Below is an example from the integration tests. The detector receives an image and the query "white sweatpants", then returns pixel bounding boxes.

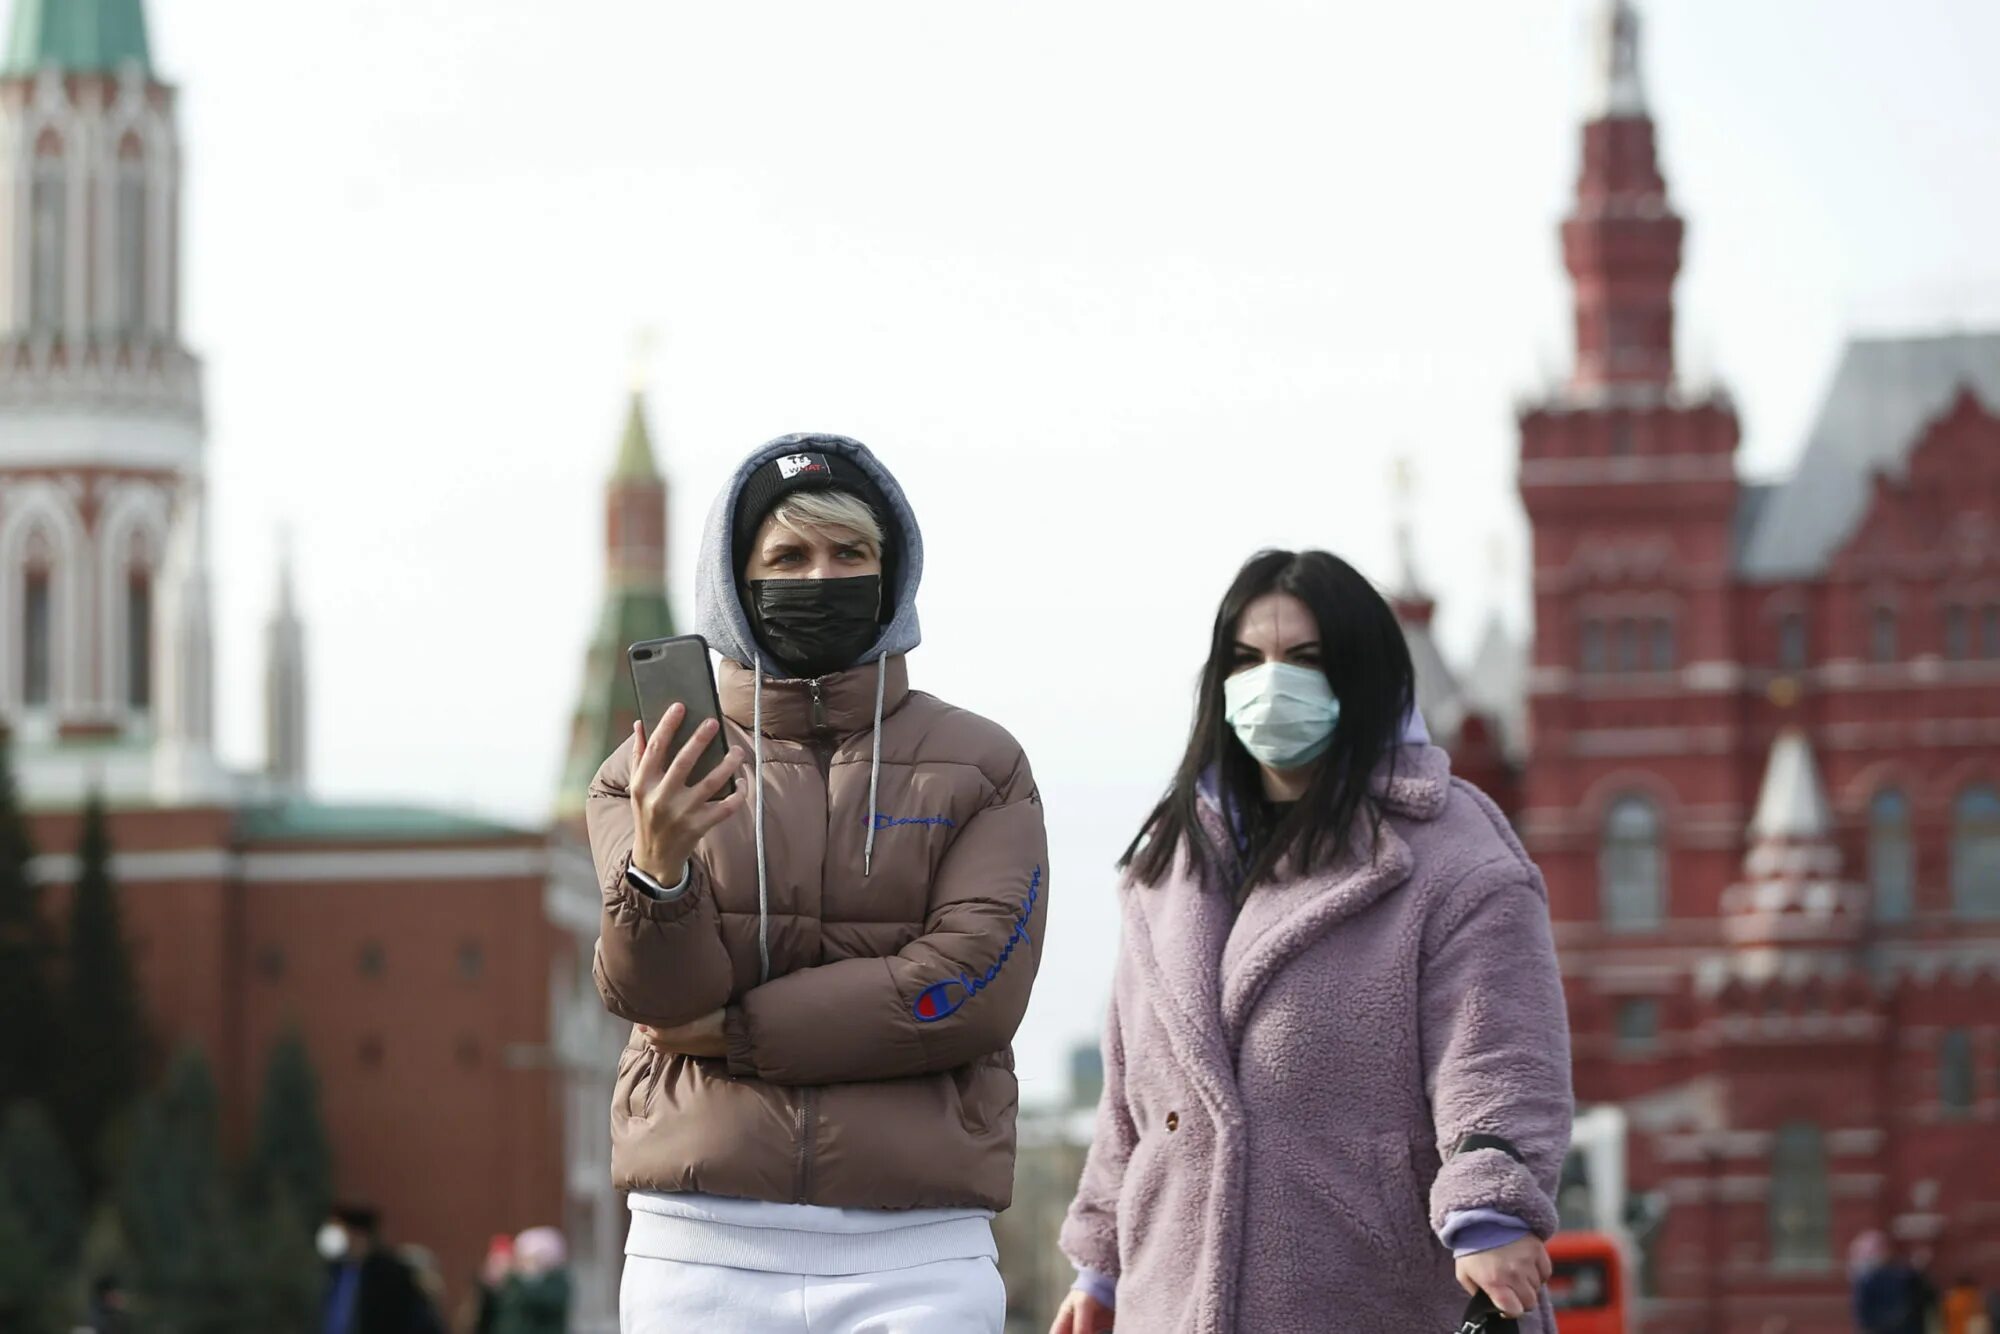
[619,1253,1005,1334]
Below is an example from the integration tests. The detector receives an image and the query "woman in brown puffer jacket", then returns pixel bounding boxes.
[590,434,1049,1334]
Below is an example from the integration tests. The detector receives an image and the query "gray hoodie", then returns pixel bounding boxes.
[695,432,926,671]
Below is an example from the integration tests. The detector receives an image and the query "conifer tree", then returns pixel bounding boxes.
[119,1047,252,1333]
[0,1101,86,1332]
[0,730,61,1114]
[62,791,149,1192]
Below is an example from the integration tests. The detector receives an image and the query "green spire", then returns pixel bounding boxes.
[3,0,153,78]
[614,391,661,481]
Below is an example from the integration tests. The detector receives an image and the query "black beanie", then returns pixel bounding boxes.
[732,447,898,587]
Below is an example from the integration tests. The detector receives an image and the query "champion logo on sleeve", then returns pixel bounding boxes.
[912,865,1042,1023]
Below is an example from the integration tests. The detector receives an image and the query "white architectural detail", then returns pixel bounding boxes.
[1750,729,1833,841]
[2,32,214,802]
[265,533,309,793]
[1587,0,1648,120]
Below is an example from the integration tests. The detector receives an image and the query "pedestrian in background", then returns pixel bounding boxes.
[81,1274,132,1334]
[489,1227,571,1334]
[1851,1231,1922,1334]
[1947,1274,1986,1334]
[466,1234,514,1334]
[593,435,1049,1333]
[318,1204,441,1334]
[1053,549,1573,1333]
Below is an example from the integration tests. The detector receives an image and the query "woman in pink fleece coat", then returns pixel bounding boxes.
[1054,550,1572,1334]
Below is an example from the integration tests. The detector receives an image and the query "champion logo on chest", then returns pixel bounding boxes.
[869,811,957,832]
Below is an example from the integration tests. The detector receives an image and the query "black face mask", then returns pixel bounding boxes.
[748,575,884,680]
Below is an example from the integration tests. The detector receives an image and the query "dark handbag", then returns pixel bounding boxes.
[1454,1291,1520,1334]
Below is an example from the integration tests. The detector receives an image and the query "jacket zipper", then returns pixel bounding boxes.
[794,1087,820,1203]
[795,677,831,1202]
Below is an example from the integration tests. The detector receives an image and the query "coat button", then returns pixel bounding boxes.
[1165,1111,1180,1132]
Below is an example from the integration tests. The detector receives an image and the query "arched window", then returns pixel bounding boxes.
[1769,1121,1830,1268]
[1778,611,1808,671]
[29,132,67,329]
[1602,795,1664,932]
[23,561,53,707]
[1580,619,1605,675]
[1940,1029,1975,1116]
[1952,787,2000,918]
[1983,606,2000,660]
[1614,618,1641,673]
[115,136,148,336]
[1868,789,1914,923]
[126,566,152,711]
[1870,606,1899,663]
[1648,617,1676,671]
[1945,604,1970,661]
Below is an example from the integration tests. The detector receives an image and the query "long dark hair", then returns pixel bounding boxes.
[1121,549,1417,891]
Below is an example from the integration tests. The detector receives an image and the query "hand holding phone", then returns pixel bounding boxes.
[629,704,747,883]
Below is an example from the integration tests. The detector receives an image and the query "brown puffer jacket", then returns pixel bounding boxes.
[590,654,1048,1212]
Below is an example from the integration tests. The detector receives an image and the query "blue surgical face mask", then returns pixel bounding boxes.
[1223,662,1340,770]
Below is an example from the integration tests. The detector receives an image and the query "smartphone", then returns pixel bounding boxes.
[628,634,732,797]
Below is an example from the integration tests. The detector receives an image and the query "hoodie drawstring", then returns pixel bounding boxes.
[864,652,888,877]
[751,658,771,985]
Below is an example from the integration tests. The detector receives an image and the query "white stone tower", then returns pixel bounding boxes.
[0,0,220,803]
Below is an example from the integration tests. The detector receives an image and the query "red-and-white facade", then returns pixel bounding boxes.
[1517,4,2000,1329]
[0,11,577,1317]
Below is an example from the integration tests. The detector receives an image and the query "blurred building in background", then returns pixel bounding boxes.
[0,0,566,1312]
[1519,3,2000,1330]
[994,1043,1100,1334]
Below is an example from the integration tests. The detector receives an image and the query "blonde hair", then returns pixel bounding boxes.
[766,489,884,557]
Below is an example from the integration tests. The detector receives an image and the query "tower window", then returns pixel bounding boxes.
[1940,1029,1975,1115]
[1778,612,1808,671]
[1647,618,1676,671]
[23,566,53,707]
[1869,606,1898,663]
[29,135,66,330]
[1601,794,1665,932]
[1768,1122,1830,1268]
[1614,998,1660,1050]
[1945,604,1969,661]
[1868,789,1914,923]
[116,144,148,336]
[1614,618,1641,673]
[1581,619,1606,674]
[127,569,153,711]
[1982,606,2000,660]
[1952,786,2000,918]
[359,941,386,977]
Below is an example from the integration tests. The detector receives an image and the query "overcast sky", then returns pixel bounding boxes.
[151,0,2000,1098]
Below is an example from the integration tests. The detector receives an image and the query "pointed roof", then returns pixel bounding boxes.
[272,527,299,622]
[3,0,152,77]
[1466,614,1528,759]
[614,392,661,482]
[1586,0,1646,119]
[556,389,675,824]
[1749,729,1831,842]
[1737,332,2000,578]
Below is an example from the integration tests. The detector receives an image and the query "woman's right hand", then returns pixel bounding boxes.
[629,706,748,881]
[1050,1291,1114,1334]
